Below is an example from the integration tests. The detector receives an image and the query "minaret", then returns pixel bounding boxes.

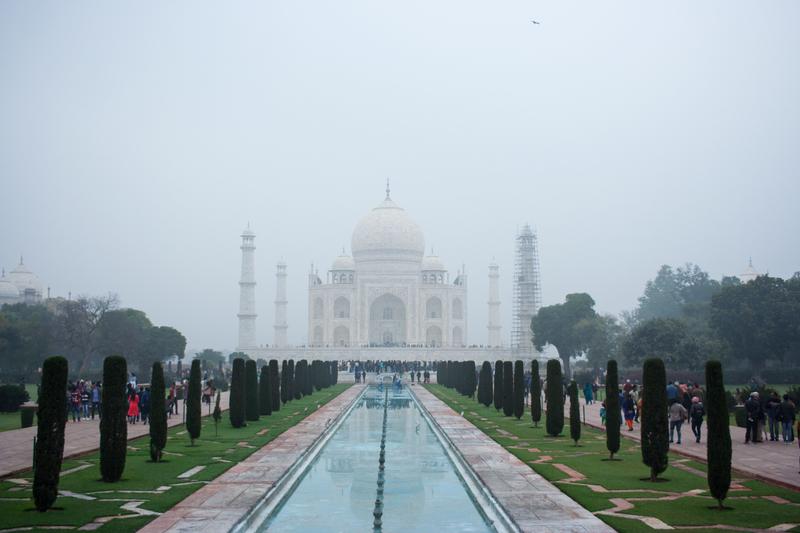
[237,226,257,350]
[488,260,502,347]
[512,224,541,353]
[274,261,288,347]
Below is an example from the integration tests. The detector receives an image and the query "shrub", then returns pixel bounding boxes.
[293,360,304,400]
[513,360,524,420]
[245,359,260,421]
[502,361,513,417]
[100,355,128,482]
[286,360,295,402]
[32,356,68,511]
[465,361,477,398]
[493,361,503,411]
[149,362,167,462]
[606,359,621,459]
[21,405,35,428]
[259,365,272,416]
[642,358,668,481]
[230,358,246,428]
[280,360,288,405]
[568,380,581,445]
[478,362,492,407]
[706,360,732,508]
[0,384,29,412]
[270,360,281,411]
[186,360,202,445]
[531,360,541,427]
[545,359,564,437]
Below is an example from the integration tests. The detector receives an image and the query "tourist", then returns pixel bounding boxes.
[689,396,705,443]
[91,382,101,419]
[599,401,607,426]
[622,393,635,431]
[418,370,423,383]
[70,385,81,422]
[128,389,140,424]
[779,394,796,443]
[666,381,679,405]
[80,382,90,420]
[140,387,151,425]
[669,400,688,444]
[583,382,593,405]
[410,371,415,383]
[766,391,782,441]
[623,379,633,394]
[745,392,761,444]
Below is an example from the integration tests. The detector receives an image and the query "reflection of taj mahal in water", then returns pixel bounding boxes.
[237,184,542,362]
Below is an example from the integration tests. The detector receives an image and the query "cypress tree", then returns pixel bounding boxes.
[280,360,288,405]
[287,360,295,402]
[706,360,732,508]
[332,361,338,385]
[493,360,503,411]
[293,360,303,400]
[212,390,222,436]
[32,356,68,512]
[186,359,202,445]
[245,359,260,421]
[149,362,167,462]
[230,358,246,428]
[259,365,272,415]
[502,361,513,417]
[545,359,564,437]
[605,359,621,460]
[642,358,669,481]
[269,360,280,411]
[531,360,542,428]
[568,380,581,445]
[479,362,492,407]
[465,361,477,398]
[304,360,313,396]
[513,360,525,420]
[100,355,127,482]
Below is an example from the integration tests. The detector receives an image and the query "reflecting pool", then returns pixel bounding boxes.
[261,385,493,532]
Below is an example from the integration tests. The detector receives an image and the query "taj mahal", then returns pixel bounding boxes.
[236,185,543,363]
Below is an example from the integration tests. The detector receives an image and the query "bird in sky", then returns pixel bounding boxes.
[531,19,540,25]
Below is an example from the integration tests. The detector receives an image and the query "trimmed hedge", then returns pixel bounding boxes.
[531,360,541,427]
[259,365,272,416]
[0,384,29,412]
[245,359,260,421]
[493,360,503,411]
[186,359,202,445]
[502,361,513,417]
[605,359,621,459]
[100,356,127,482]
[149,362,167,462]
[706,360,732,508]
[269,360,280,412]
[545,359,564,437]
[642,358,669,481]
[479,361,492,407]
[568,380,581,445]
[513,360,524,420]
[32,356,68,512]
[230,358,246,428]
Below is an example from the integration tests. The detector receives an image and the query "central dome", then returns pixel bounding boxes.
[351,196,425,263]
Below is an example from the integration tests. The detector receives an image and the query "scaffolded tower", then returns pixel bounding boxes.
[511,224,542,353]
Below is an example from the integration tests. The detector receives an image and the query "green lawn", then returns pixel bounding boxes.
[0,383,351,532]
[426,384,800,533]
[0,384,39,432]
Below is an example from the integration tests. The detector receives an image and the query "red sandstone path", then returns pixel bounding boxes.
[0,392,230,479]
[562,395,800,491]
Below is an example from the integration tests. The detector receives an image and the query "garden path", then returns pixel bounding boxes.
[0,392,230,479]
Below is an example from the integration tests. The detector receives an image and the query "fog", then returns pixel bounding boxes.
[1,1,798,353]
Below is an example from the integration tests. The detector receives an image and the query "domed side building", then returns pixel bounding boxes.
[0,257,45,307]
[306,190,467,348]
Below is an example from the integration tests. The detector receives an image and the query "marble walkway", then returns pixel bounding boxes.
[414,385,614,533]
[573,396,800,491]
[0,392,230,478]
[139,384,365,533]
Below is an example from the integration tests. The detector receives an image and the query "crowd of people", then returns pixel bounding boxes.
[67,380,101,422]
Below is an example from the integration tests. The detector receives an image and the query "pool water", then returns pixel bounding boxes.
[261,385,493,532]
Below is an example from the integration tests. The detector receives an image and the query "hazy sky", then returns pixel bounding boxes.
[2,1,798,354]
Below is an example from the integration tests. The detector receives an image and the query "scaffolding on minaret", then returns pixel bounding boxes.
[511,224,541,353]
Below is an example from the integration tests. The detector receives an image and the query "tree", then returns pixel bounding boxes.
[493,361,503,411]
[96,309,152,371]
[568,380,581,446]
[605,359,621,460]
[146,326,186,365]
[186,359,202,445]
[464,361,477,398]
[706,360,732,509]
[502,361,513,417]
[149,362,167,462]
[711,276,800,370]
[245,359,259,422]
[513,360,524,420]
[269,360,280,412]
[478,362,492,407]
[280,360,288,405]
[228,351,250,364]
[532,293,597,377]
[286,360,295,402]
[32,356,68,512]
[637,264,721,323]
[293,360,304,400]
[212,390,221,436]
[531,360,541,428]
[54,294,119,375]
[641,358,668,482]
[575,314,623,373]
[0,303,56,377]
[195,349,224,367]
[100,355,127,482]
[230,358,246,428]
[622,318,699,369]
[259,364,272,416]
[545,359,564,437]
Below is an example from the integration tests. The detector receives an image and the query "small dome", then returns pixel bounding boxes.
[422,255,446,272]
[351,195,425,262]
[8,258,43,296]
[740,258,760,283]
[331,253,355,271]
